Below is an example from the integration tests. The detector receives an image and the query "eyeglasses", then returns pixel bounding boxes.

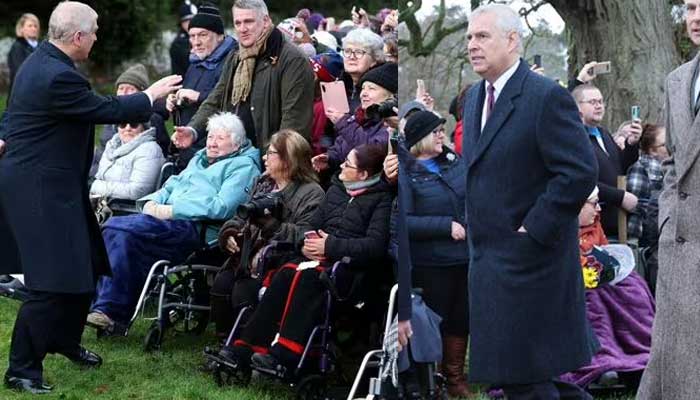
[118,122,141,129]
[432,127,446,136]
[265,149,279,157]
[342,48,368,59]
[586,199,604,208]
[341,158,359,169]
[579,99,605,106]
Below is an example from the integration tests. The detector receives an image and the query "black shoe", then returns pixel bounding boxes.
[64,347,103,368]
[4,375,53,394]
[251,353,280,370]
[0,278,28,302]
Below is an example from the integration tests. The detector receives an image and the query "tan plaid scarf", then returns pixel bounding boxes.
[231,24,274,105]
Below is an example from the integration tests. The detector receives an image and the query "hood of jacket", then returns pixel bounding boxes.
[189,35,238,70]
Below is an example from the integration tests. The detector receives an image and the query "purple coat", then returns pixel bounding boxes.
[327,113,388,168]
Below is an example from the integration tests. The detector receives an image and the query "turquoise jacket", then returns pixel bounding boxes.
[137,141,261,221]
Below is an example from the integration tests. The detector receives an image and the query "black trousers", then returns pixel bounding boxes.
[236,264,326,365]
[502,379,592,400]
[6,290,92,380]
[412,264,469,337]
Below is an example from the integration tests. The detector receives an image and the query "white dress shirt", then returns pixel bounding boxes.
[481,59,521,131]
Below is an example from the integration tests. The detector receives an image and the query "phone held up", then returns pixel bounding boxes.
[589,61,612,76]
[631,105,641,121]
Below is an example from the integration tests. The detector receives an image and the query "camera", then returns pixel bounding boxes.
[366,97,398,120]
[237,192,283,220]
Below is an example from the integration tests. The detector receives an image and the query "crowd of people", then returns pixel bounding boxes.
[0,0,399,395]
[1,0,698,399]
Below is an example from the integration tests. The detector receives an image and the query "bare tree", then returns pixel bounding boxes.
[547,0,681,128]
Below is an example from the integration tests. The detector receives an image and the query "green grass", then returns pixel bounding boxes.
[0,300,292,400]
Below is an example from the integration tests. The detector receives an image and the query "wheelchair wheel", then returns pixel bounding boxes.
[214,364,251,387]
[296,374,331,400]
[144,323,163,352]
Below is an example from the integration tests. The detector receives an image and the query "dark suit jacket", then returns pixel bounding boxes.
[0,41,152,293]
[587,126,639,236]
[462,60,597,384]
[7,37,35,101]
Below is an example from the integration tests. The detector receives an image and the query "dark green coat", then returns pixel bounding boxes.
[188,29,315,150]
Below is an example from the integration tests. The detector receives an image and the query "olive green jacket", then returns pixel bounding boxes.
[189,30,315,150]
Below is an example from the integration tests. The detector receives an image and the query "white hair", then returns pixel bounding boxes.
[471,4,524,54]
[233,0,269,18]
[343,28,385,63]
[48,1,98,43]
[206,112,246,148]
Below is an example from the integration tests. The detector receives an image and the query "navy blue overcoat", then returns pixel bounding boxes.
[0,41,152,293]
[462,60,598,384]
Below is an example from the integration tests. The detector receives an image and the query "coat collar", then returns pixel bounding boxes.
[468,58,528,167]
[40,41,76,69]
[669,52,700,181]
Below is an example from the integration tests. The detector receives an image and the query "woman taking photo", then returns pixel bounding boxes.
[210,129,325,337]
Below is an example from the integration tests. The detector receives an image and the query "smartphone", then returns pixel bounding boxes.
[304,230,321,240]
[533,54,542,68]
[320,81,350,114]
[388,131,399,155]
[631,105,641,121]
[591,61,612,75]
[416,79,426,99]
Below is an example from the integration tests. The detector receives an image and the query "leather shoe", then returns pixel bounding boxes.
[64,347,103,368]
[0,277,28,302]
[4,375,53,394]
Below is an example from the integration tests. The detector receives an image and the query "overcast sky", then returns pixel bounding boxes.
[415,0,566,34]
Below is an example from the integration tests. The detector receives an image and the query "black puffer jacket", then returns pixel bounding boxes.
[403,147,468,267]
[309,175,392,267]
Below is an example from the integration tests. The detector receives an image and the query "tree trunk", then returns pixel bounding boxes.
[548,0,681,129]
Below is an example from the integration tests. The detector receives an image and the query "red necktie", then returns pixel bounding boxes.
[486,83,495,119]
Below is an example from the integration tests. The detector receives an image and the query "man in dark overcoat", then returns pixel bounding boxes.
[0,1,181,394]
[462,4,598,399]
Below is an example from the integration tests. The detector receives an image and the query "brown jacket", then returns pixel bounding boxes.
[189,29,315,150]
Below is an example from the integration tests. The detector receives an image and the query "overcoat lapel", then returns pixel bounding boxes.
[469,61,526,167]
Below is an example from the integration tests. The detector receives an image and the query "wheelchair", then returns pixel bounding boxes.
[204,244,383,400]
[347,285,449,400]
[88,218,226,352]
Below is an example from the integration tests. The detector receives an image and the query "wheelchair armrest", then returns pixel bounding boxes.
[107,198,139,214]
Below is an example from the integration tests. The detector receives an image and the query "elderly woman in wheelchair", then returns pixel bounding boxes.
[86,112,261,331]
[215,143,392,376]
[210,129,325,338]
[560,186,655,390]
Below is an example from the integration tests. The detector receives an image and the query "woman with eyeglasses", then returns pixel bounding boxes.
[399,110,471,397]
[312,62,397,174]
[209,129,325,338]
[90,120,165,200]
[216,143,392,374]
[334,28,385,115]
[560,186,655,390]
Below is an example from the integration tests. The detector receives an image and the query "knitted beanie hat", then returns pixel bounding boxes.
[359,62,398,94]
[115,63,149,91]
[189,5,224,35]
[309,52,344,82]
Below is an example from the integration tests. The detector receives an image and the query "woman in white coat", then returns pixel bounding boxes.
[90,121,165,200]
